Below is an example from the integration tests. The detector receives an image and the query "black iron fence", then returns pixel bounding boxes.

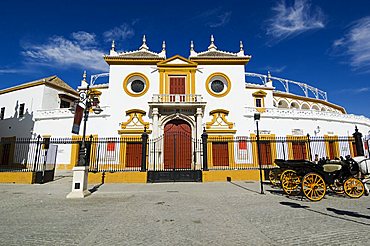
[0,134,365,173]
[205,135,357,171]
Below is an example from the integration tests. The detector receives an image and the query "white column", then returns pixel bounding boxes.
[196,107,204,168]
[152,107,159,138]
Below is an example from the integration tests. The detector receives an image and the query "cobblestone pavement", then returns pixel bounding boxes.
[1,173,370,245]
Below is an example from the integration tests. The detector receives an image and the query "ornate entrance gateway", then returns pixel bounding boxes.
[147,119,202,182]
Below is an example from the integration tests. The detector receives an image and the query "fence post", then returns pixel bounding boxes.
[201,128,208,171]
[141,128,148,172]
[33,135,41,172]
[353,126,364,156]
[307,134,312,161]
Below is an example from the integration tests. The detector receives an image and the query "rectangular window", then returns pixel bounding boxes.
[0,107,4,120]
[19,103,25,118]
[60,100,70,108]
[107,142,115,152]
[255,98,262,108]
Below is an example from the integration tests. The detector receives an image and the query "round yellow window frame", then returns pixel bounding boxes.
[123,72,150,97]
[205,72,231,97]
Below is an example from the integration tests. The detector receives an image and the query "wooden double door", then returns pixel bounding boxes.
[164,119,192,170]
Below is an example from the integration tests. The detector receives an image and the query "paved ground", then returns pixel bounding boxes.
[1,172,370,246]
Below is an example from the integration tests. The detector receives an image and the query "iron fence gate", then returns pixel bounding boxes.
[147,132,202,182]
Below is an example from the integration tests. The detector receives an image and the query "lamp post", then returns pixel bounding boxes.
[67,72,102,199]
[254,112,264,194]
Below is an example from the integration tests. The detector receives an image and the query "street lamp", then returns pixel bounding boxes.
[67,72,102,199]
[254,112,264,194]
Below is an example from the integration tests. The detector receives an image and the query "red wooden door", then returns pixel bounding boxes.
[126,142,142,168]
[169,77,185,102]
[212,142,229,166]
[164,120,192,169]
[259,141,272,165]
[328,141,336,159]
[292,141,307,160]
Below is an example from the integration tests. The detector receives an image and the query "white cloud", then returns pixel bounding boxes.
[208,11,232,28]
[333,17,370,72]
[264,65,287,73]
[22,34,108,72]
[0,68,28,74]
[266,0,325,42]
[335,87,370,94]
[71,31,97,46]
[103,23,135,42]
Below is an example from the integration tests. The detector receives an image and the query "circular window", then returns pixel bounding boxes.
[206,73,231,97]
[211,80,224,93]
[131,80,145,93]
[123,73,149,97]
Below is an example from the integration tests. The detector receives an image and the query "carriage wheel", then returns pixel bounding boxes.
[281,170,301,195]
[343,178,364,198]
[269,169,281,186]
[329,179,344,194]
[302,173,326,201]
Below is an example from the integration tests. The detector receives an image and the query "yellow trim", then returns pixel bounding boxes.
[205,72,231,97]
[273,92,346,113]
[0,172,35,184]
[207,135,235,168]
[203,170,262,182]
[286,135,309,160]
[119,109,150,134]
[250,134,277,166]
[88,172,147,183]
[252,90,267,97]
[324,135,340,159]
[104,56,164,65]
[123,72,150,97]
[157,55,198,67]
[69,135,98,170]
[348,137,356,157]
[189,58,250,65]
[206,129,237,134]
[206,109,234,130]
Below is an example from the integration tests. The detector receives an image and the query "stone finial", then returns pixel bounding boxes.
[237,40,245,56]
[190,40,198,57]
[208,35,217,51]
[139,35,149,50]
[266,71,273,87]
[81,70,88,87]
[111,40,115,51]
[159,40,166,58]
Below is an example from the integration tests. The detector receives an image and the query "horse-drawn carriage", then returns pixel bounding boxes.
[269,156,370,201]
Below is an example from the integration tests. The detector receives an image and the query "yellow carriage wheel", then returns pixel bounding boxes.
[269,169,281,186]
[280,170,301,195]
[302,173,326,201]
[343,178,364,198]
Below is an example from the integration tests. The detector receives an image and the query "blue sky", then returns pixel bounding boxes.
[1,0,370,117]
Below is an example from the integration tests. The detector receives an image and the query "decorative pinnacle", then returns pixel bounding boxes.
[139,35,149,50]
[82,70,87,82]
[240,41,243,51]
[208,35,217,50]
[190,40,194,51]
[267,71,272,83]
[111,40,115,51]
[162,41,166,51]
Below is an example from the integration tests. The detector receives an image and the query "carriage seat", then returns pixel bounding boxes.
[322,164,342,173]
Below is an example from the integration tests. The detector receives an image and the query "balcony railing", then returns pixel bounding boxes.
[244,107,370,126]
[151,94,203,103]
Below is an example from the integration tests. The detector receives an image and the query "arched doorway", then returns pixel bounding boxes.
[164,119,192,169]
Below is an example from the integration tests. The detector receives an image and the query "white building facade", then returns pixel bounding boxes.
[1,36,370,173]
